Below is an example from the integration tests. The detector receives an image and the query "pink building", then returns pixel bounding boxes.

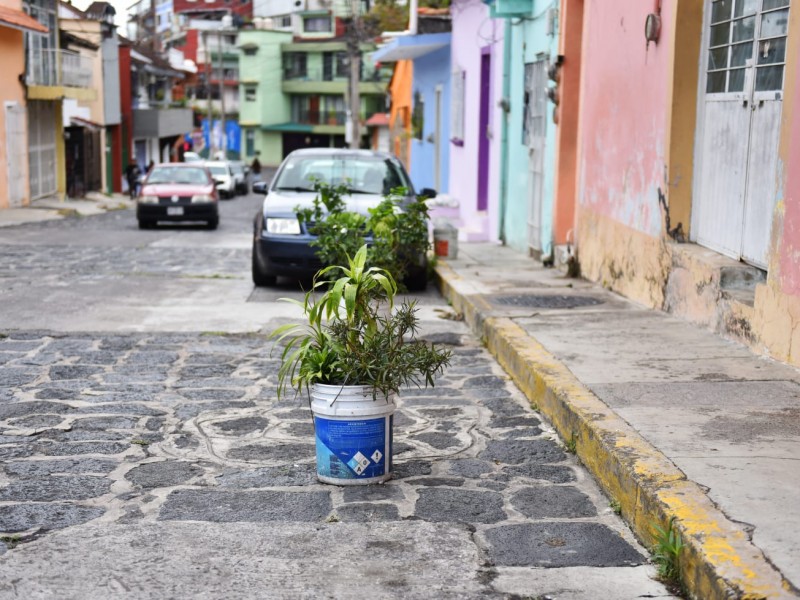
[572,0,800,368]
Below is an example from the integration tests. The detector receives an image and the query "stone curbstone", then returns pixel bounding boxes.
[434,261,796,600]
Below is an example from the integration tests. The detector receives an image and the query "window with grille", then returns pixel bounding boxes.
[706,0,790,94]
[304,16,331,32]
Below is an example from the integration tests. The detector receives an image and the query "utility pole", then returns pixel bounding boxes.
[217,29,226,158]
[204,30,214,156]
[347,0,361,149]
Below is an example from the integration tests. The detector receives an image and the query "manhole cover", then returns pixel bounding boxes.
[489,294,604,309]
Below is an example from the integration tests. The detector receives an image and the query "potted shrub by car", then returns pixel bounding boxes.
[273,245,450,485]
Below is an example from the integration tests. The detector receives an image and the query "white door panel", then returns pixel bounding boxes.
[693,0,789,267]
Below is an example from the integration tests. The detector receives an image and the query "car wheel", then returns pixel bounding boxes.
[404,267,428,292]
[252,246,277,286]
[207,218,219,230]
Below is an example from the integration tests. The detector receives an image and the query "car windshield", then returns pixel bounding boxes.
[147,167,209,185]
[273,155,412,195]
[208,165,228,176]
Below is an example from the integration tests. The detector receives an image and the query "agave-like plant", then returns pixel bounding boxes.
[271,245,449,400]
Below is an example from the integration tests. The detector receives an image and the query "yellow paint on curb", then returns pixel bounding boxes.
[435,264,796,600]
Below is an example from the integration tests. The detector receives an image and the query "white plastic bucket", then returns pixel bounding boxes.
[433,222,458,259]
[310,384,396,485]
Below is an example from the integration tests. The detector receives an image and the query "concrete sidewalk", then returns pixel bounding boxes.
[435,243,800,600]
[0,193,133,228]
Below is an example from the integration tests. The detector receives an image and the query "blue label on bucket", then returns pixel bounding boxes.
[315,416,388,479]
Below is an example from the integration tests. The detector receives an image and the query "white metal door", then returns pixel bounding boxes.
[4,102,26,207]
[27,101,57,200]
[524,59,547,256]
[693,0,790,268]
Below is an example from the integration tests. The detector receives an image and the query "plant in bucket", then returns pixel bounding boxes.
[272,245,451,485]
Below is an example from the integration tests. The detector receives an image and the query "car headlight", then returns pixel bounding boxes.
[266,217,301,235]
[138,195,159,204]
[191,194,215,203]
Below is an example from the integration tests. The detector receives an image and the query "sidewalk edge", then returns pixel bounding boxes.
[435,261,795,600]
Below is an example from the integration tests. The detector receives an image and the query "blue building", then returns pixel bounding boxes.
[489,0,559,258]
[373,31,452,195]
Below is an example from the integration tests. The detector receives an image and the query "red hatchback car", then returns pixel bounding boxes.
[137,163,220,230]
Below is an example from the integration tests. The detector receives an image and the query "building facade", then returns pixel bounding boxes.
[0,0,48,209]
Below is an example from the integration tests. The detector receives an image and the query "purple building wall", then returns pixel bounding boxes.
[443,0,503,242]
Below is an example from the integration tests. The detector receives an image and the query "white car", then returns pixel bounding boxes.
[229,161,248,195]
[204,161,236,199]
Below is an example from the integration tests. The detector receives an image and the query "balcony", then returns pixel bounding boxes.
[26,49,96,101]
[281,68,389,95]
[295,109,346,126]
[133,106,193,139]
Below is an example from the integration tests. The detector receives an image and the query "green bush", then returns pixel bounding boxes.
[296,181,431,290]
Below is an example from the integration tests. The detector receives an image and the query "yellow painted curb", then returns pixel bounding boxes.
[435,263,796,600]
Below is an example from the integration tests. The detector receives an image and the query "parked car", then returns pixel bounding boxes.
[229,161,248,195]
[204,161,236,199]
[137,163,219,230]
[251,148,436,287]
[183,151,203,163]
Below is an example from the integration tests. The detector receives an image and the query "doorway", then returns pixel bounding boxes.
[477,49,492,212]
[692,0,790,268]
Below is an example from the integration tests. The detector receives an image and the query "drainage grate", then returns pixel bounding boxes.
[489,294,604,309]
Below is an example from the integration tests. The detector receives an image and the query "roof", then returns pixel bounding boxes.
[0,4,48,34]
[61,30,100,51]
[84,1,115,19]
[372,32,451,63]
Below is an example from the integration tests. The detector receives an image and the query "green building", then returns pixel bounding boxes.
[239,30,390,166]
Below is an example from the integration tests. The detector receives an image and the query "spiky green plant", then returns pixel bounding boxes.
[272,245,450,400]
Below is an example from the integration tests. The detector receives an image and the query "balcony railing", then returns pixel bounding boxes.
[294,110,346,126]
[283,67,391,83]
[26,49,93,88]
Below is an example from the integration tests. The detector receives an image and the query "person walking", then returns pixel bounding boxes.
[251,152,262,178]
[126,163,141,199]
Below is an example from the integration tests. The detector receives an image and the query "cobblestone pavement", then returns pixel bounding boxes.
[0,203,674,598]
[0,329,675,597]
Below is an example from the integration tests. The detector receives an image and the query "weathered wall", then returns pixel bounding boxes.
[575,0,673,306]
[752,7,800,366]
[449,0,503,242]
[500,7,558,256]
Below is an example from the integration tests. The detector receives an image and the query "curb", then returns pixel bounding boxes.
[435,261,796,600]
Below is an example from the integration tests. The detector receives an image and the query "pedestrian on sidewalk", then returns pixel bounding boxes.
[126,163,141,199]
[251,152,262,181]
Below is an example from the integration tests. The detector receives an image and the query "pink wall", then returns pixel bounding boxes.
[448,0,503,242]
[577,0,672,238]
[778,53,800,296]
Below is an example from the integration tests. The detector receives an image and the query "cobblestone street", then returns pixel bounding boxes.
[0,197,673,598]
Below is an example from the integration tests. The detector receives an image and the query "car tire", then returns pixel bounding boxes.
[252,246,276,286]
[404,267,428,292]
[207,218,219,230]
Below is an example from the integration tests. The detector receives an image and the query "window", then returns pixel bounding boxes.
[303,15,331,32]
[412,91,424,140]
[283,52,307,79]
[335,52,349,77]
[246,129,255,156]
[450,68,465,144]
[280,15,291,27]
[245,86,256,101]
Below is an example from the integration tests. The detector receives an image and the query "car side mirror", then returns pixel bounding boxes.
[419,187,437,199]
[252,181,269,195]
